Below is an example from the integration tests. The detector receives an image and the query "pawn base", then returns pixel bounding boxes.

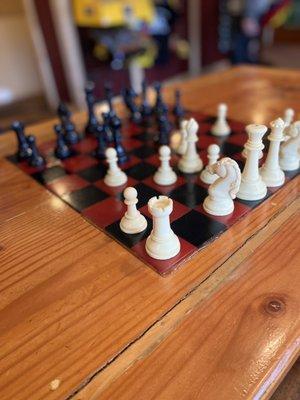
[178,158,203,174]
[120,213,147,234]
[259,167,285,187]
[203,195,234,216]
[153,170,177,186]
[145,231,180,260]
[280,158,299,171]
[237,179,267,201]
[104,172,127,187]
[211,123,231,137]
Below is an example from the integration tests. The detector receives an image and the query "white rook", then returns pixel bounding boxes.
[145,196,180,260]
[260,118,285,187]
[237,124,267,201]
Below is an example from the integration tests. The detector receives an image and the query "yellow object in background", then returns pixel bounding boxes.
[73,0,154,28]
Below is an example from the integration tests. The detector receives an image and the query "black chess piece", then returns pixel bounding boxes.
[54,124,71,159]
[94,124,107,159]
[173,89,185,124]
[158,114,171,146]
[110,115,128,163]
[122,87,141,124]
[102,112,113,142]
[104,83,115,119]
[153,81,165,115]
[57,101,79,144]
[11,121,32,160]
[84,82,98,135]
[140,80,152,124]
[27,135,45,167]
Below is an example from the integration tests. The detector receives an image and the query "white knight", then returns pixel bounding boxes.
[203,157,241,216]
[280,121,300,171]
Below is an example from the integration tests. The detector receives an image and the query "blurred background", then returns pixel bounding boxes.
[0,0,300,131]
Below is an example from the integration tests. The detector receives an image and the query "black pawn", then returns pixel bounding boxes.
[54,124,71,159]
[57,102,79,144]
[11,121,32,160]
[102,112,113,142]
[158,115,171,146]
[173,89,185,124]
[94,124,107,159]
[84,82,98,135]
[140,80,152,123]
[27,135,45,167]
[122,88,141,124]
[104,83,115,119]
[110,115,128,164]
[153,82,164,115]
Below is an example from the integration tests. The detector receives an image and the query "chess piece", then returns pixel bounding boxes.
[84,82,98,135]
[27,135,45,167]
[11,121,32,160]
[120,187,147,234]
[153,82,166,116]
[110,114,128,163]
[260,118,285,187]
[178,118,203,173]
[104,83,115,119]
[140,79,152,123]
[57,102,79,144]
[173,89,184,127]
[283,108,294,134]
[158,114,171,146]
[279,121,300,171]
[203,157,241,216]
[145,196,180,260]
[54,124,71,159]
[237,124,267,201]
[154,146,177,186]
[211,103,231,136]
[94,124,107,159]
[176,120,188,155]
[200,144,220,184]
[104,147,127,187]
[122,87,141,124]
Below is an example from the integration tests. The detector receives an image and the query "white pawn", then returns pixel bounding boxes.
[283,108,294,137]
[237,124,267,201]
[203,158,241,216]
[120,187,147,234]
[260,118,285,187]
[200,144,220,184]
[211,103,231,136]
[104,147,128,187]
[178,118,203,173]
[176,119,188,155]
[145,196,180,260]
[280,121,300,171]
[154,145,177,186]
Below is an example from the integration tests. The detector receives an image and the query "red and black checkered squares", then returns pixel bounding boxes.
[7,110,299,275]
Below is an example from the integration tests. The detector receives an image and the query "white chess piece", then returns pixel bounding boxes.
[145,196,180,260]
[260,118,285,187]
[203,157,241,216]
[237,124,268,201]
[104,147,128,187]
[200,144,220,184]
[279,121,300,171]
[211,103,231,136]
[120,187,147,234]
[178,118,203,173]
[176,119,188,155]
[154,145,177,186]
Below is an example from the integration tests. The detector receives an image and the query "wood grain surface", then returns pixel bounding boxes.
[0,66,299,400]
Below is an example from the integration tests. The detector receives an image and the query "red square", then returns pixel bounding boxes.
[18,160,46,175]
[132,237,197,276]
[120,155,141,169]
[73,137,97,154]
[142,175,186,195]
[138,198,190,222]
[94,176,137,196]
[62,155,98,173]
[195,201,251,227]
[82,197,126,228]
[198,133,218,150]
[122,122,140,137]
[227,132,247,146]
[123,138,142,151]
[39,140,56,156]
[46,174,90,196]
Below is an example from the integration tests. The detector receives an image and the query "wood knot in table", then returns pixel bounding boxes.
[263,296,286,316]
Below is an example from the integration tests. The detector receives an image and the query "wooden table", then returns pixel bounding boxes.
[0,66,299,400]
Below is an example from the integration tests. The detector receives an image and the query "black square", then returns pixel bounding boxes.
[134,130,157,142]
[133,144,156,159]
[62,185,108,211]
[169,183,207,208]
[133,182,162,208]
[125,162,157,180]
[77,164,106,182]
[219,142,243,156]
[235,190,271,209]
[172,210,227,247]
[32,165,66,184]
[105,216,152,248]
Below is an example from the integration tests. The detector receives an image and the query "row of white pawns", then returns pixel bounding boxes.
[104,105,300,261]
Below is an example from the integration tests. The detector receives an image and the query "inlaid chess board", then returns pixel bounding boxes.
[7,111,299,275]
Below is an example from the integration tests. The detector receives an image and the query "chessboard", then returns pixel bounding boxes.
[7,110,299,276]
